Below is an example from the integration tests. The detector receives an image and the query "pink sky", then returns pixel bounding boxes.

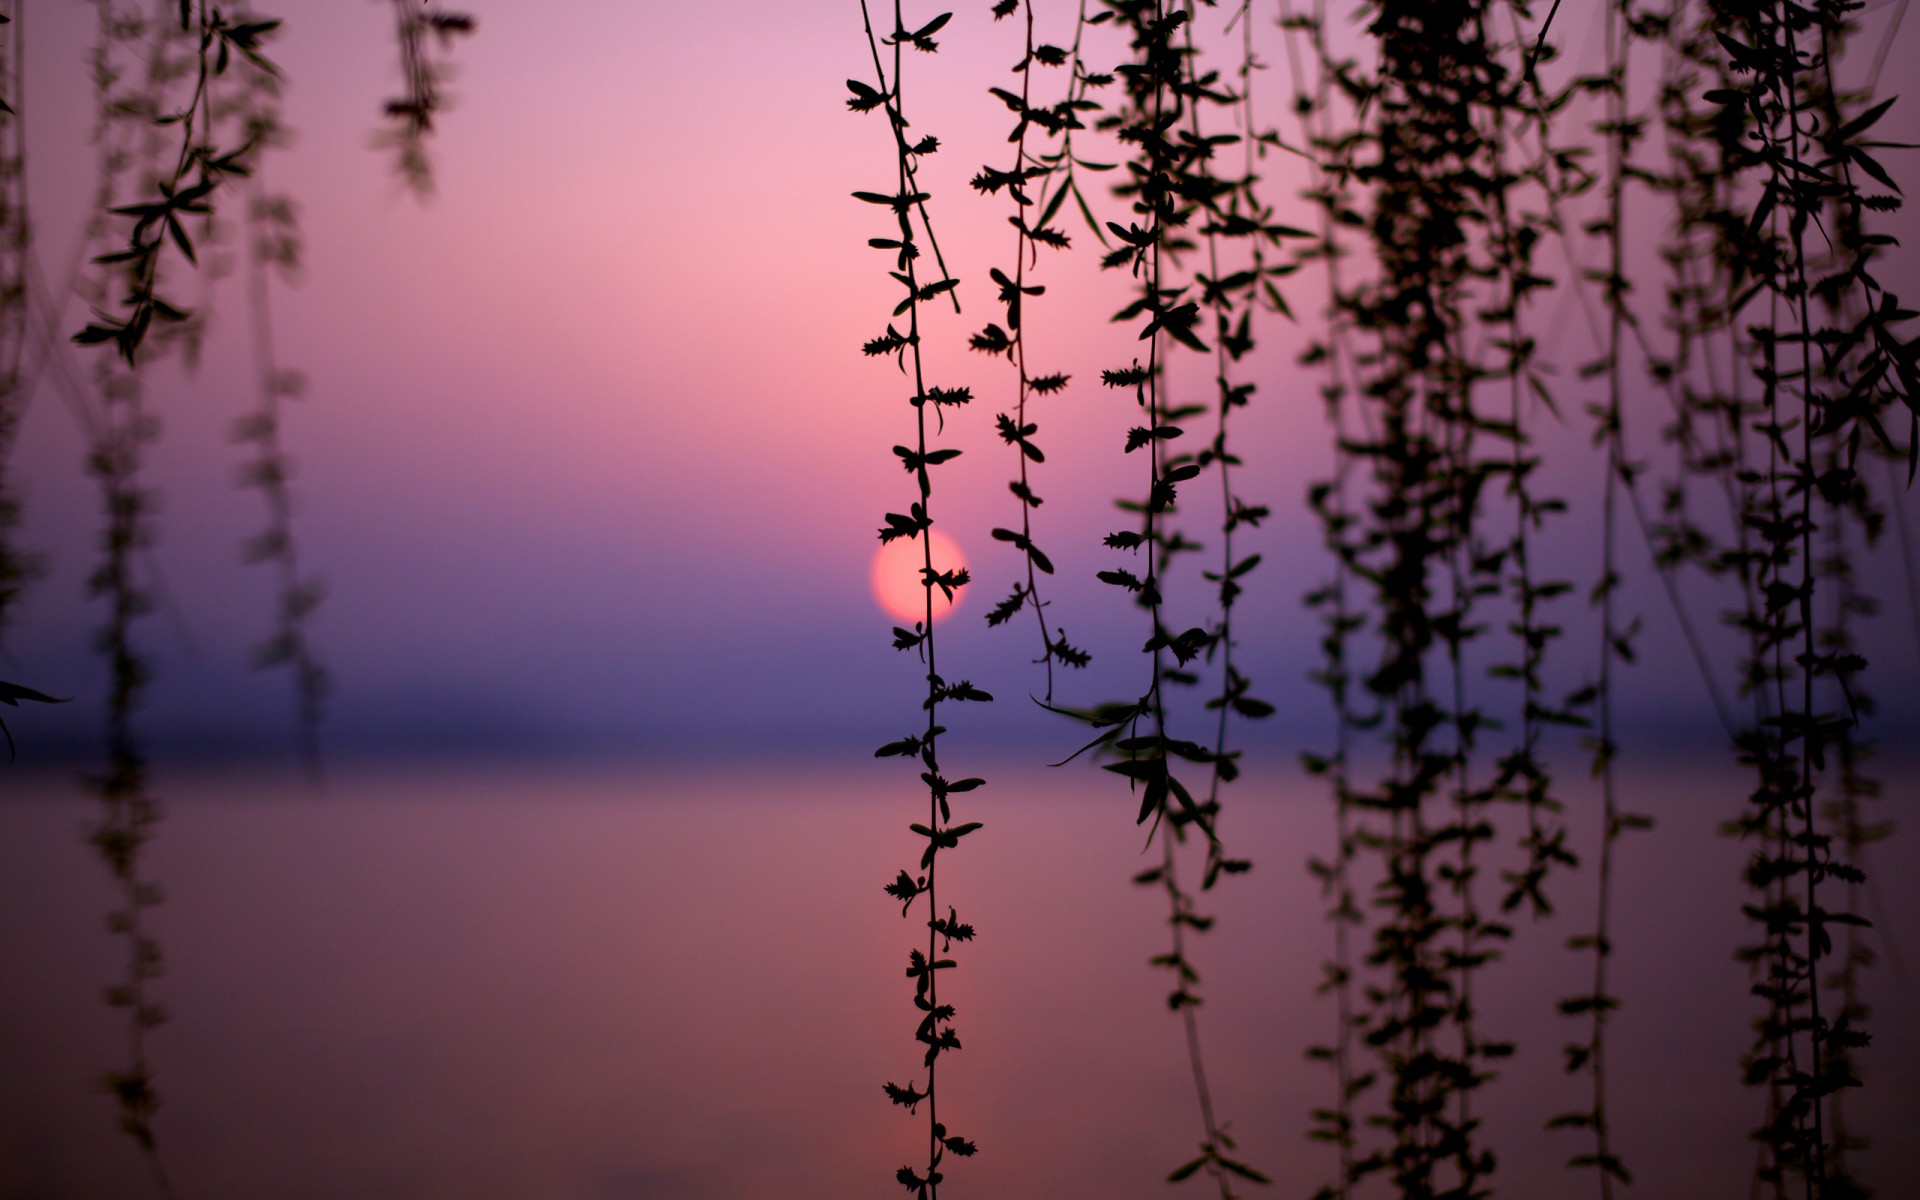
[7,0,1918,759]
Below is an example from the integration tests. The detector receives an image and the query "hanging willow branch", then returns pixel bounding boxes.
[976,0,1090,696]
[1284,2,1370,1192]
[225,17,328,773]
[854,4,983,1195]
[378,0,475,194]
[0,0,34,649]
[70,4,200,1191]
[1067,2,1264,1192]
[1334,0,1525,1189]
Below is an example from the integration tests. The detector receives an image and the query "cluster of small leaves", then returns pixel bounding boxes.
[1017,0,1122,255]
[855,4,981,1194]
[72,2,283,366]
[1285,0,1577,1181]
[973,0,1089,698]
[63,6,350,781]
[379,0,477,194]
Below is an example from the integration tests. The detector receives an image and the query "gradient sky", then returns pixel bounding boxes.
[6,0,1919,763]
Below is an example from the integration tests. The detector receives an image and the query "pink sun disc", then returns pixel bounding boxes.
[871,528,966,625]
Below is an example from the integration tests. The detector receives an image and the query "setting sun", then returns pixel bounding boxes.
[870,528,966,625]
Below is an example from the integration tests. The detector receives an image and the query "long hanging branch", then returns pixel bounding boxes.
[1486,0,1579,932]
[0,0,34,652]
[67,2,316,1189]
[226,15,328,773]
[1055,3,1263,1193]
[71,5,200,1192]
[1705,6,1892,1189]
[976,0,1090,695]
[1548,1,1647,1190]
[1807,10,1903,1191]
[1162,15,1289,1185]
[1812,496,1881,1200]
[1181,1,1282,881]
[0,1,63,752]
[377,0,475,195]
[1284,0,1370,1190]
[853,5,983,1197]
[1635,1,1908,1191]
[1335,1,1518,1190]
[1647,8,1802,1187]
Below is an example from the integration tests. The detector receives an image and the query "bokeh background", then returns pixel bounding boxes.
[4,3,1920,1199]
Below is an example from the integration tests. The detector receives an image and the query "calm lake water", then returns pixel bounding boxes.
[1,757,1914,1199]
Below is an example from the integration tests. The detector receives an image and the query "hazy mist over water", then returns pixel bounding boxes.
[4,759,1915,1198]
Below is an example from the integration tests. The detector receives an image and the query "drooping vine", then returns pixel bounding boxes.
[5,4,500,1186]
[852,4,983,1195]
[1709,7,1894,1190]
[227,19,328,771]
[67,1,295,1185]
[378,0,476,195]
[1059,3,1263,1192]
[70,5,192,1188]
[818,4,1914,1198]
[0,0,69,755]
[1545,0,1641,1191]
[1807,24,1899,1195]
[1179,2,1281,877]
[1484,0,1578,935]
[1813,495,1883,1200]
[0,0,34,651]
[1285,1,1369,1189]
[1639,0,1908,1190]
[1333,1,1528,1189]
[75,5,267,364]
[975,0,1090,696]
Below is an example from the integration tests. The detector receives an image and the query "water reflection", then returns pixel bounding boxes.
[1,759,1914,1198]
